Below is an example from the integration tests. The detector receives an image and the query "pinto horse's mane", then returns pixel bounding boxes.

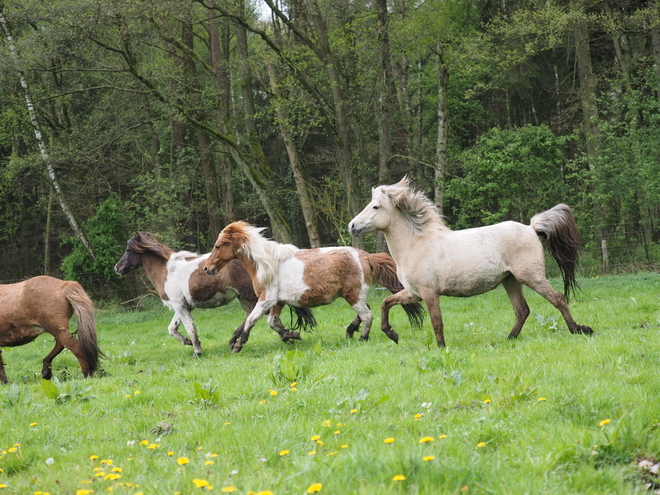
[221,221,299,287]
[127,232,176,260]
[377,177,447,235]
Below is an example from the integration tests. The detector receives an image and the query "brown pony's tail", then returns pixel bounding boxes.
[63,282,102,375]
[367,252,425,330]
[530,204,581,301]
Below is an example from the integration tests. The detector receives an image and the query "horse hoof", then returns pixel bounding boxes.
[580,325,594,335]
[358,335,370,342]
[231,346,243,354]
[183,339,193,346]
[42,370,53,380]
[193,351,202,358]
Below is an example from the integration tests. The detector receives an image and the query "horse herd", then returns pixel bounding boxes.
[0,178,593,384]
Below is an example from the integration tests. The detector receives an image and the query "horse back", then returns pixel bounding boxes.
[188,258,257,305]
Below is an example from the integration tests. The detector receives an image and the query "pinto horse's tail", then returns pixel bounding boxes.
[367,252,425,331]
[530,204,581,302]
[62,282,102,375]
[288,306,317,333]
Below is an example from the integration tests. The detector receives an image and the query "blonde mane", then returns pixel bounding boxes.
[229,222,299,287]
[377,177,447,235]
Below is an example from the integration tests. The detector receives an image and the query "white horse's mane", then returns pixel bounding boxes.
[376,177,447,235]
[239,224,299,287]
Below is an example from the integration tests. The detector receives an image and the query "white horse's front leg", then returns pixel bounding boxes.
[352,301,373,341]
[176,310,203,357]
[380,289,421,344]
[168,314,193,346]
[232,300,272,353]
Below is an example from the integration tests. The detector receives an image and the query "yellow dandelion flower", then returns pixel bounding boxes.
[89,455,99,460]
[538,397,546,401]
[95,472,104,477]
[134,390,140,395]
[192,479,210,488]
[340,444,349,449]
[439,435,447,439]
[30,422,38,426]
[419,436,434,443]
[336,423,343,427]
[0,485,7,489]
[483,399,491,404]
[326,451,336,456]
[7,448,16,453]
[322,420,331,427]
[392,475,406,481]
[124,394,131,398]
[76,490,93,495]
[311,435,320,441]
[205,461,214,466]
[384,437,395,444]
[307,482,323,493]
[221,487,238,493]
[167,451,174,456]
[111,467,122,473]
[279,450,290,456]
[177,457,190,465]
[290,382,297,387]
[477,442,486,448]
[333,430,340,435]
[197,446,204,451]
[104,473,121,480]
[291,387,298,391]
[423,455,436,461]
[599,419,611,427]
[414,414,423,420]
[308,451,316,456]
[315,440,324,446]
[147,443,159,449]
[209,453,218,458]
[101,459,113,465]
[225,422,231,426]
[269,390,278,396]
[350,409,358,413]
[258,491,274,495]
[140,440,149,446]
[259,400,266,404]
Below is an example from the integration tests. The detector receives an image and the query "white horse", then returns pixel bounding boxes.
[348,177,593,347]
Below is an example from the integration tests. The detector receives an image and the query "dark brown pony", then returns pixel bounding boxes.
[204,221,424,353]
[115,232,314,356]
[0,276,101,384]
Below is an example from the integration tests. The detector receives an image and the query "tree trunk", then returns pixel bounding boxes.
[435,44,448,215]
[208,8,235,223]
[574,24,600,160]
[649,2,660,97]
[265,61,321,248]
[1,11,95,260]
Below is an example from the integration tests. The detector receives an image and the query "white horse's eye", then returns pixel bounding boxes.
[373,205,380,210]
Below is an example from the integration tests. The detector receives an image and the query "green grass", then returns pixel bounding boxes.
[1,272,660,494]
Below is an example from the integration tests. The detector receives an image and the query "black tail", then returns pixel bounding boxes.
[368,252,425,331]
[289,306,317,333]
[531,204,581,301]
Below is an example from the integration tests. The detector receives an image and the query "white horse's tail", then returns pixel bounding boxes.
[530,204,581,301]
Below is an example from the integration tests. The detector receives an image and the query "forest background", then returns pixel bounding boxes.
[1,0,659,302]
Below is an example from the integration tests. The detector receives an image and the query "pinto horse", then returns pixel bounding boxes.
[115,232,313,356]
[349,177,593,347]
[0,276,101,384]
[203,221,424,353]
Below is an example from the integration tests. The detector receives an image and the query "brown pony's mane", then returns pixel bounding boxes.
[220,221,298,287]
[127,232,175,260]
[378,177,448,235]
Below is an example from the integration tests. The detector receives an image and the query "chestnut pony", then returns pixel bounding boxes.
[0,276,101,384]
[115,232,314,356]
[204,221,424,353]
[349,177,593,347]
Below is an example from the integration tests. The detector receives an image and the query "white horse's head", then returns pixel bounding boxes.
[349,177,411,236]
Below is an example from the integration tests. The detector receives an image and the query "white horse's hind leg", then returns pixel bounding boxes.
[523,277,593,335]
[502,276,530,339]
[168,314,193,346]
[351,301,373,341]
[177,311,203,356]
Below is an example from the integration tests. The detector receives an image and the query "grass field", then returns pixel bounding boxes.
[1,272,659,494]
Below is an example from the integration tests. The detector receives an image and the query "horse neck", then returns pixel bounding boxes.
[141,253,170,297]
[382,214,446,261]
[234,252,264,295]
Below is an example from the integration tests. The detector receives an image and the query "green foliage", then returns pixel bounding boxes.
[447,125,573,227]
[271,347,317,383]
[60,194,127,283]
[192,382,221,407]
[41,377,96,403]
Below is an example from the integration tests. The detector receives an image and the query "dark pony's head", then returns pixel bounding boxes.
[114,232,174,275]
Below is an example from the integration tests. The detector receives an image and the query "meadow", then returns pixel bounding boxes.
[1,272,659,495]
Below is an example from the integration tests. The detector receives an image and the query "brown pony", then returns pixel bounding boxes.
[204,221,424,353]
[115,232,314,356]
[0,276,101,384]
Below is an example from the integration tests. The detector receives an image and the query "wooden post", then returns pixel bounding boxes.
[601,238,609,274]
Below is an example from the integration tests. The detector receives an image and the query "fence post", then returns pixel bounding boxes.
[601,238,609,274]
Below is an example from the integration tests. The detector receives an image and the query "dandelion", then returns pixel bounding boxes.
[333,431,340,435]
[30,422,38,427]
[225,423,231,426]
[259,400,266,405]
[290,382,297,387]
[322,420,331,427]
[192,479,210,488]
[384,437,395,444]
[307,482,323,493]
[177,457,190,465]
[392,475,406,481]
[599,419,611,427]
[538,397,546,401]
[269,390,278,396]
[315,440,324,446]
[414,414,423,420]
[140,440,149,446]
[205,461,214,466]
[76,490,93,495]
[350,409,358,413]
[134,390,141,395]
[46,458,55,465]
[419,436,434,443]
[0,484,7,489]
[167,451,174,456]
[124,394,131,399]
[111,468,122,473]
[477,442,486,448]
[279,450,290,456]
[197,446,204,451]
[423,455,436,461]
[483,399,491,404]
[104,473,121,481]
[340,445,349,449]
[291,387,298,392]
[258,491,274,495]
[89,455,99,460]
[311,435,320,441]
[7,448,16,453]
[438,435,447,439]
[308,451,316,456]
[147,444,159,450]
[221,487,238,493]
